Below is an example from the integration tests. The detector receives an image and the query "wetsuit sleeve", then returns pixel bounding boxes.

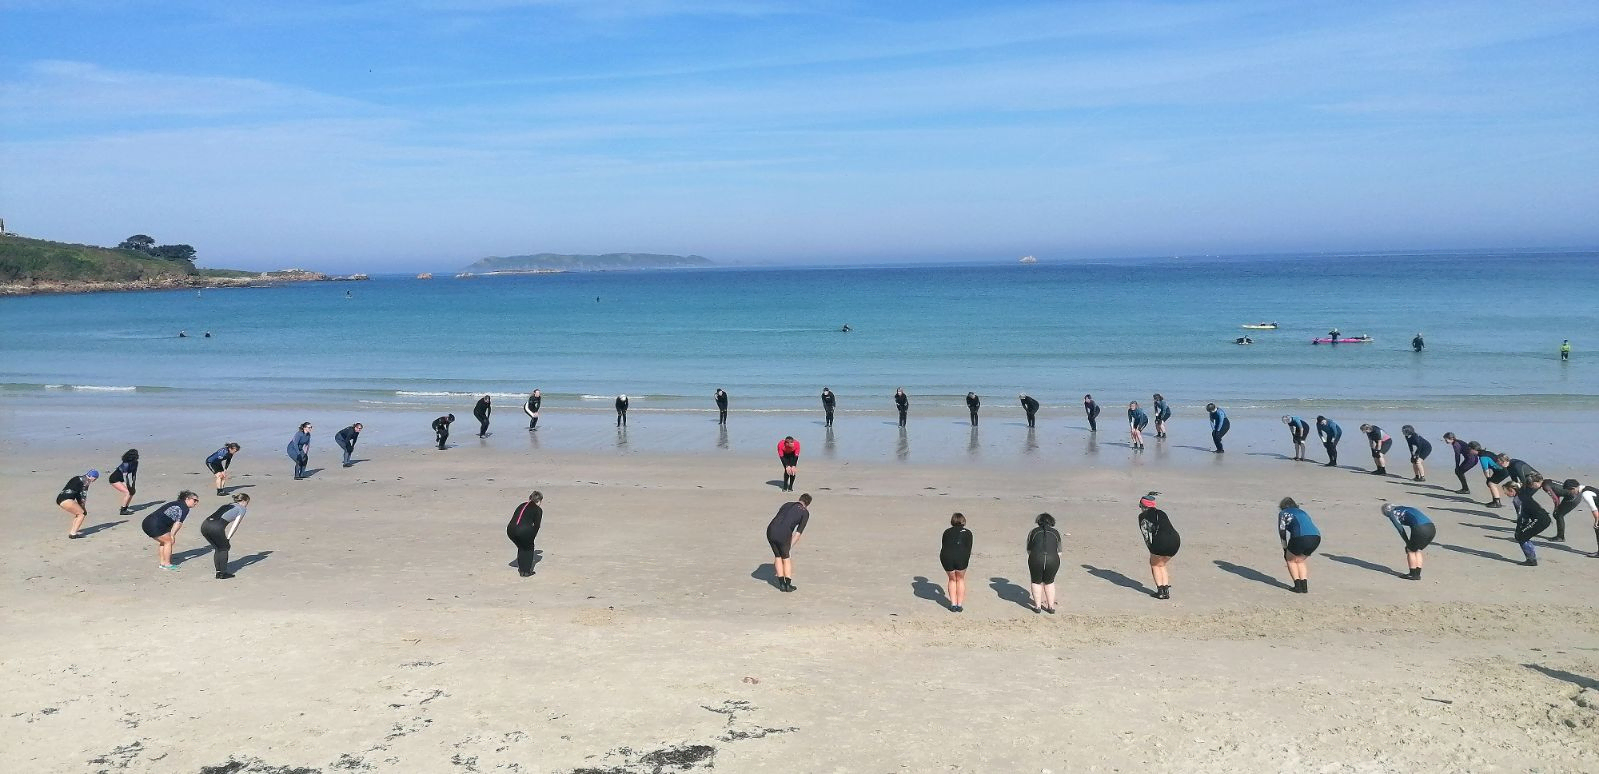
[1583,490,1599,517]
[1277,511,1292,543]
[794,510,809,534]
[1385,509,1408,540]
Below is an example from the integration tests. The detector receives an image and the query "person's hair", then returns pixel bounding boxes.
[1129,400,1139,408]
[1528,473,1545,485]
[1153,393,1163,400]
[528,490,543,503]
[122,448,139,462]
[1468,441,1482,451]
[1281,415,1291,423]
[1401,425,1415,435]
[798,493,812,505]
[1278,497,1298,510]
[447,413,455,421]
[1083,394,1092,400]
[1205,402,1216,411]
[1502,482,1520,495]
[784,435,795,441]
[353,423,363,430]
[1316,415,1327,422]
[1035,512,1055,527]
[950,512,965,527]
[226,442,241,451]
[1443,432,1457,441]
[179,490,199,501]
[299,422,312,431]
[232,493,251,504]
[1359,424,1372,432]
[1495,452,1509,463]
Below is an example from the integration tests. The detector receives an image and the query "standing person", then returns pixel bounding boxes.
[939,513,973,612]
[1137,493,1180,599]
[524,389,542,430]
[1026,513,1062,613]
[715,388,729,425]
[108,448,139,516]
[1443,433,1477,494]
[473,395,492,437]
[765,494,812,593]
[894,388,909,428]
[1360,424,1393,475]
[1412,333,1425,352]
[966,392,981,426]
[55,469,98,539]
[1282,415,1311,461]
[1277,497,1321,593]
[1402,426,1431,481]
[1083,395,1101,433]
[1381,503,1435,580]
[776,435,801,492]
[1019,393,1040,428]
[141,490,199,571]
[506,491,543,578]
[286,422,312,480]
[1152,393,1172,439]
[1316,416,1342,467]
[615,394,629,427]
[821,387,836,427]
[1506,481,1552,567]
[432,414,454,450]
[1205,403,1230,453]
[200,493,250,580]
[1561,339,1571,361]
[1127,401,1148,450]
[205,443,240,496]
[334,423,362,467]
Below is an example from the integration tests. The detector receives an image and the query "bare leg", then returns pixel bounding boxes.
[951,571,965,606]
[59,501,86,535]
[1030,583,1044,610]
[157,535,173,566]
[1044,583,1057,610]
[112,482,132,510]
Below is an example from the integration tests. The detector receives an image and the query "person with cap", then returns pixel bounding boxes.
[1282,415,1311,461]
[432,414,454,450]
[1019,393,1040,428]
[615,394,629,427]
[473,394,492,437]
[1137,492,1180,599]
[1381,503,1435,580]
[55,468,99,539]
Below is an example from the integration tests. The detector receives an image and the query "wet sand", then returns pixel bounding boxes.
[3,424,1597,772]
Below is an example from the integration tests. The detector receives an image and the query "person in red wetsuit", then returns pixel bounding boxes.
[777,435,802,492]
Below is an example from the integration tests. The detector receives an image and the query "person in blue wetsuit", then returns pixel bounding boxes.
[1205,403,1229,453]
[108,448,139,516]
[335,423,362,467]
[286,422,312,480]
[1083,395,1101,433]
[1152,393,1171,439]
[1277,497,1321,593]
[1505,480,1552,567]
[1360,424,1393,475]
[206,443,240,496]
[1382,504,1435,580]
[1127,401,1149,450]
[142,490,200,571]
[1401,425,1431,482]
[1476,445,1505,507]
[1316,416,1342,467]
[1281,415,1311,461]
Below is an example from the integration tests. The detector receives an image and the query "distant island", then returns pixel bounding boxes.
[0,232,349,296]
[460,252,713,273]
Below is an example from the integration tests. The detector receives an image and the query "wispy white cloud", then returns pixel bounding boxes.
[0,60,372,122]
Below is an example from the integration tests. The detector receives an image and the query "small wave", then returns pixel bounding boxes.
[45,384,140,392]
[394,390,527,399]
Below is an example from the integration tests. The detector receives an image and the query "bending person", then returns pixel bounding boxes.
[1019,393,1039,429]
[432,414,454,449]
[1137,493,1179,599]
[1277,497,1321,593]
[201,493,251,579]
[286,422,312,480]
[1402,426,1431,482]
[1381,503,1435,580]
[108,448,139,516]
[776,435,801,492]
[474,395,492,437]
[765,494,812,593]
[141,490,199,571]
[335,423,362,467]
[1282,415,1310,461]
[524,389,542,430]
[1083,395,1100,433]
[55,469,99,539]
[1316,416,1342,467]
[507,491,544,577]
[1360,424,1393,475]
[206,443,240,496]
[1506,481,1552,567]
[1206,403,1230,453]
[1443,433,1476,494]
[1152,393,1171,439]
[940,512,972,612]
[1026,513,1062,613]
[966,392,980,426]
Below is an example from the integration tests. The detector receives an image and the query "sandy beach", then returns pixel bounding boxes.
[3,421,1597,773]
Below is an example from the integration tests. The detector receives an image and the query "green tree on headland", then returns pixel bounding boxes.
[116,234,197,267]
[118,234,156,252]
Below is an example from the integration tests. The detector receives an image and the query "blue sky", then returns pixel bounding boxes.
[2,0,1596,271]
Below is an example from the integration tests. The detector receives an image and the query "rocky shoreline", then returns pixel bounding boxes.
[0,270,358,297]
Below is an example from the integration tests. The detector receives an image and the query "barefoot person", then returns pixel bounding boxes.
[506,491,544,578]
[1402,425,1431,482]
[1360,424,1393,475]
[1019,393,1039,428]
[473,394,492,437]
[765,494,812,593]
[1137,493,1180,599]
[894,388,909,427]
[55,469,99,539]
[715,388,729,425]
[1206,403,1230,453]
[205,443,241,495]
[335,423,362,467]
[821,387,836,427]
[1026,513,1062,613]
[1083,395,1100,433]
[615,394,629,427]
[966,392,981,426]
[1281,415,1310,461]
[108,449,139,516]
[523,389,542,430]
[776,435,801,492]
[432,414,454,450]
[1152,393,1171,439]
[141,490,199,571]
[940,512,972,612]
[1277,497,1321,593]
[1127,401,1148,451]
[200,493,251,579]
[286,422,312,480]
[1381,503,1435,580]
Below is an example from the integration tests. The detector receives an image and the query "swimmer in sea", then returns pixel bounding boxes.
[821,387,836,427]
[1412,333,1425,352]
[506,491,543,577]
[1360,424,1393,475]
[108,448,139,515]
[142,490,199,570]
[1442,432,1476,494]
[1561,339,1571,361]
[1277,497,1321,593]
[55,469,98,538]
[473,394,492,437]
[200,493,250,579]
[1127,401,1148,450]
[1026,513,1062,613]
[335,423,362,467]
[1152,393,1171,439]
[433,414,454,450]
[1505,481,1552,567]
[1401,425,1431,482]
[1083,395,1100,433]
[776,435,801,492]
[940,512,972,612]
[1316,416,1342,467]
[1019,393,1039,429]
[765,494,812,593]
[966,392,980,426]
[205,443,240,495]
[715,388,729,425]
[1206,403,1229,453]
[1381,503,1435,580]
[524,389,542,430]
[287,422,312,480]
[894,388,909,428]
[1282,415,1311,461]
[1137,493,1179,599]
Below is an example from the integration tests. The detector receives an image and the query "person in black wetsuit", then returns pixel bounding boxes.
[473,395,492,437]
[965,392,980,426]
[1505,481,1552,567]
[287,422,312,480]
[1137,493,1180,599]
[55,469,98,538]
[506,491,543,577]
[432,414,454,450]
[200,493,250,579]
[940,512,972,612]
[1019,393,1039,428]
[1412,333,1425,352]
[335,423,362,467]
[1545,477,1582,543]
[1127,401,1148,450]
[205,443,240,496]
[1316,416,1341,467]
[142,490,199,571]
[894,388,909,427]
[821,388,836,427]
[1401,425,1431,482]
[1442,433,1476,494]
[1083,395,1100,432]
[108,448,139,516]
[524,389,542,430]
[1026,513,1062,613]
[1360,424,1393,475]
[1282,416,1311,461]
[714,388,729,425]
[765,494,812,592]
[615,394,629,427]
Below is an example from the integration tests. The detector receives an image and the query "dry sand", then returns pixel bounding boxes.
[3,431,1597,773]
